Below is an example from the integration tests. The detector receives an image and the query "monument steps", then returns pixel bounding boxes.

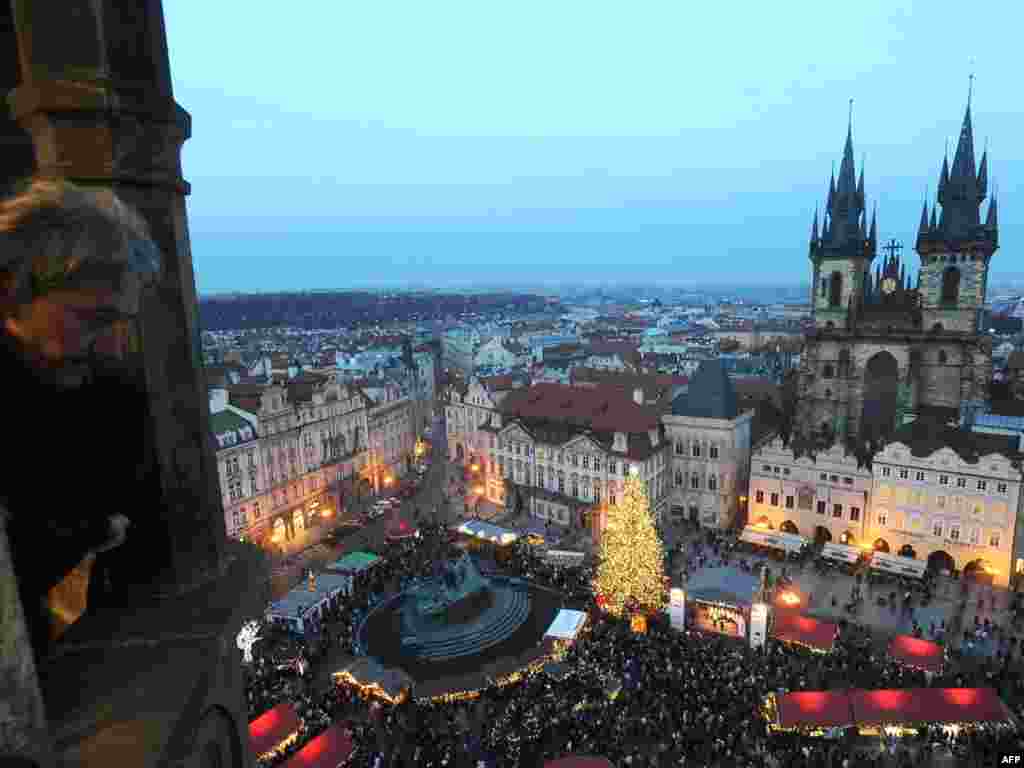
[402,583,532,662]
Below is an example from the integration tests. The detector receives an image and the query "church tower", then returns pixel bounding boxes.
[809,111,877,330]
[916,91,999,334]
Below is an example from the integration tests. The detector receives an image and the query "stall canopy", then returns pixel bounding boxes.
[543,550,586,567]
[326,551,381,574]
[545,609,588,641]
[888,635,945,674]
[333,657,413,704]
[685,566,760,607]
[266,573,351,622]
[821,543,862,565]
[385,516,418,540]
[850,688,1011,726]
[249,703,300,758]
[455,520,519,545]
[775,690,854,729]
[869,552,926,579]
[773,614,839,653]
[740,527,808,554]
[772,688,1012,730]
[282,724,353,768]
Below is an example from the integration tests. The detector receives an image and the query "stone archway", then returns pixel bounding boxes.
[861,351,900,442]
[873,538,890,553]
[780,520,799,535]
[898,544,916,559]
[927,550,955,575]
[814,526,832,544]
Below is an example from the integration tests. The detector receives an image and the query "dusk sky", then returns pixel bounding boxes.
[164,2,1022,295]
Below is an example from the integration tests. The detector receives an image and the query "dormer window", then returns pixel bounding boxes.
[648,429,659,447]
[613,432,627,452]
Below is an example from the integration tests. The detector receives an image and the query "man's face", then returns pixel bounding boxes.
[4,273,141,388]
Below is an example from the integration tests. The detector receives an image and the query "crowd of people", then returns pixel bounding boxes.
[241,517,1024,768]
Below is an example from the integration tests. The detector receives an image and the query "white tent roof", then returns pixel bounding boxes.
[821,542,861,564]
[266,572,351,619]
[455,520,519,544]
[545,609,588,641]
[869,551,926,578]
[740,527,807,554]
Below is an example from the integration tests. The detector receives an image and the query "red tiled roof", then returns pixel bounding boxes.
[282,724,353,768]
[499,383,662,433]
[775,690,853,729]
[249,703,300,757]
[850,688,1009,726]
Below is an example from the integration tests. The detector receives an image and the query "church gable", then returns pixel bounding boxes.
[562,434,604,455]
[500,423,533,444]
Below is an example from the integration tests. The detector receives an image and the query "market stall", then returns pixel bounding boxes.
[248,702,301,762]
[333,657,413,704]
[324,551,382,595]
[282,724,353,768]
[739,527,808,555]
[869,552,926,579]
[821,542,863,565]
[849,687,1012,730]
[543,549,586,567]
[384,515,418,543]
[772,613,839,654]
[887,635,946,674]
[455,520,519,545]
[765,690,854,733]
[265,572,351,634]
[684,566,760,640]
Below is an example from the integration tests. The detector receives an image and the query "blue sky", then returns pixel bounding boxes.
[164,1,1022,294]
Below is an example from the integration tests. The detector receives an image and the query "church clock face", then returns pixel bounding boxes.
[881,277,897,295]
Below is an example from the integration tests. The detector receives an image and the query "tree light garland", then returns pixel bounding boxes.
[593,473,667,616]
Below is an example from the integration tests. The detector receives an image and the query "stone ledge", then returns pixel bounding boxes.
[38,541,267,768]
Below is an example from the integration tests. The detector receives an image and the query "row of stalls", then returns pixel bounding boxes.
[264,551,383,635]
[741,526,928,579]
[248,702,353,767]
[764,686,1015,738]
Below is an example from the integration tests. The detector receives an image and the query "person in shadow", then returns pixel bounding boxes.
[0,178,162,665]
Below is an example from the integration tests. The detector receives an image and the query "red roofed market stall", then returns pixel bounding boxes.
[282,724,353,768]
[765,688,1014,736]
[772,613,839,654]
[248,702,301,761]
[850,688,1011,727]
[888,634,945,674]
[771,690,854,731]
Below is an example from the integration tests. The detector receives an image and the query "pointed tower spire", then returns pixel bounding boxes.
[811,207,819,241]
[837,100,857,199]
[869,201,877,248]
[938,143,950,199]
[978,138,989,198]
[857,153,865,207]
[929,202,938,230]
[827,166,836,213]
[917,200,929,238]
[986,189,998,231]
[951,90,978,184]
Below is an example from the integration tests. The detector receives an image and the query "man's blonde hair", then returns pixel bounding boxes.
[0,178,162,309]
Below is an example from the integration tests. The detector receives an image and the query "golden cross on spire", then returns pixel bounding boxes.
[968,70,975,108]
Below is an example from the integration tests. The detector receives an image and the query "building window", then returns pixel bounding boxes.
[956,477,966,489]
[609,494,616,507]
[770,493,779,506]
[949,525,960,541]
[849,506,860,522]
[755,490,764,504]
[977,480,987,492]
[843,477,853,485]
[916,471,926,482]
[773,466,780,474]
[709,475,718,491]
[254,501,261,519]
[968,527,981,545]
[582,456,590,469]
[691,475,700,490]
[932,521,943,538]
[898,469,909,480]
[989,531,1001,549]
[785,495,795,510]
[709,445,719,459]
[998,482,1008,494]
[675,471,683,487]
[832,504,842,518]
[764,465,773,472]
[820,473,828,481]
[692,444,701,458]
[830,475,838,483]
[816,501,826,515]
[881,467,891,478]
[783,468,790,476]
[877,510,888,528]
[939,474,949,485]
[675,441,684,455]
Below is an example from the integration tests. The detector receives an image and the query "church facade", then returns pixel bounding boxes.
[750,97,1017,585]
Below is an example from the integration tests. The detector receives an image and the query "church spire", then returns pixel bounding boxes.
[978,139,989,199]
[869,201,877,249]
[811,207,819,241]
[917,199,929,240]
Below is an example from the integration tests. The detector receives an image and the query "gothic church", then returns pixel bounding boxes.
[793,96,998,465]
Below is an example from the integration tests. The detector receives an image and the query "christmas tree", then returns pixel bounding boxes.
[593,469,667,615]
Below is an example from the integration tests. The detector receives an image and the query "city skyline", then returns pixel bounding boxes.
[165,1,1022,294]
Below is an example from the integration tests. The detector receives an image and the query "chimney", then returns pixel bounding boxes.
[633,387,644,405]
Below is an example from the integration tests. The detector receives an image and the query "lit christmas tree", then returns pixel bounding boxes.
[593,468,667,616]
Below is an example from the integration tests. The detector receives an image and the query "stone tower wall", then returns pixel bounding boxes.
[919,254,988,334]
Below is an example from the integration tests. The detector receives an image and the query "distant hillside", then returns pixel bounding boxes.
[198,291,552,331]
